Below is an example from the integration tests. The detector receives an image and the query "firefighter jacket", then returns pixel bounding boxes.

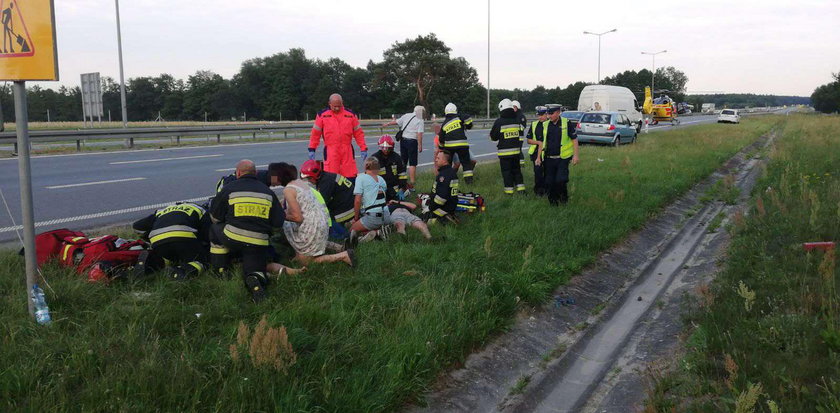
[316,171,356,223]
[438,113,474,149]
[372,149,407,199]
[430,164,459,216]
[133,202,211,247]
[210,174,285,247]
[309,106,367,178]
[516,111,528,143]
[490,108,524,158]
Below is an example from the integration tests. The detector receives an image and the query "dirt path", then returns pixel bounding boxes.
[409,131,776,413]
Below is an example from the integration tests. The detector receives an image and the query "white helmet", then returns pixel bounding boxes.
[445,103,457,114]
[498,98,513,112]
[511,100,521,109]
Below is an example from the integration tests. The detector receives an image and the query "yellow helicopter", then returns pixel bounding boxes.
[642,86,680,125]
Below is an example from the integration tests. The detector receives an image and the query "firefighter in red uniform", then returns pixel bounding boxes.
[308,93,368,179]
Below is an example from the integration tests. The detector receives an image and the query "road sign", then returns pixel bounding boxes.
[0,0,58,81]
[81,72,103,126]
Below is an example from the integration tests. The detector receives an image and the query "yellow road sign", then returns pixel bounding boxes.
[0,0,58,81]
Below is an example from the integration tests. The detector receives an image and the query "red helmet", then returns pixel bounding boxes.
[378,134,395,149]
[300,159,322,180]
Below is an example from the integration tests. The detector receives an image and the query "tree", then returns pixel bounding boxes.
[372,34,481,118]
[811,71,840,114]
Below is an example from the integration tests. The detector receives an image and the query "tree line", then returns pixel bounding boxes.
[0,33,809,124]
[811,71,840,113]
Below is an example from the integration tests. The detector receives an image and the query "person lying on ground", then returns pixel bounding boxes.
[350,156,394,243]
[271,162,356,267]
[387,200,432,239]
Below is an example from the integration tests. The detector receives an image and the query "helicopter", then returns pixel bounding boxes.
[642,87,680,125]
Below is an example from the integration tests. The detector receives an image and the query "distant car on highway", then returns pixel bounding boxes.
[717,109,740,124]
[561,110,585,128]
[575,112,637,146]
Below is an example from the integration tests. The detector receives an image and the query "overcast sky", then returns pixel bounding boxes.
[44,0,839,96]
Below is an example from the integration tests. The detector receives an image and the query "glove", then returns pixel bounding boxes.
[308,149,315,160]
[360,150,368,160]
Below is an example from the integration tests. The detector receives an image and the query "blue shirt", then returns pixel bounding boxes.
[353,173,387,210]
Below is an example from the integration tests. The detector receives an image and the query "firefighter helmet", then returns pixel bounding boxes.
[378,134,395,149]
[498,98,513,112]
[300,159,322,180]
[445,102,457,114]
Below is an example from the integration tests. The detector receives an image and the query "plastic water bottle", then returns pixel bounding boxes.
[31,284,52,325]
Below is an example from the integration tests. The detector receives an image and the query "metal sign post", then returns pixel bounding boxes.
[13,81,37,316]
[0,0,59,319]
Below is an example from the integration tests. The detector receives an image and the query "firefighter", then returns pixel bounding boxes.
[308,93,368,179]
[371,134,408,201]
[526,106,550,196]
[132,202,211,281]
[210,159,286,303]
[512,100,527,167]
[438,103,475,184]
[490,99,526,194]
[299,160,355,226]
[541,104,580,206]
[425,150,459,225]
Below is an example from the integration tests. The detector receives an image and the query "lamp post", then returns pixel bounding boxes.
[115,0,128,130]
[641,50,667,92]
[583,29,617,83]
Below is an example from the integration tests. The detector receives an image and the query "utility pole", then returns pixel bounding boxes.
[583,29,617,83]
[486,0,490,119]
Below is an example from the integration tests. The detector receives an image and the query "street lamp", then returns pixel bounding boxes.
[486,0,490,119]
[115,0,128,129]
[583,29,617,83]
[641,50,667,93]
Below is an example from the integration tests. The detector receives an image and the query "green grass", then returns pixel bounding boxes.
[0,117,777,412]
[644,115,840,412]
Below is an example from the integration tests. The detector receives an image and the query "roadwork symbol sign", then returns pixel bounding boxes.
[0,0,58,80]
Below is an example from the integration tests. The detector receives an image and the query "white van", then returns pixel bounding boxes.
[577,85,643,132]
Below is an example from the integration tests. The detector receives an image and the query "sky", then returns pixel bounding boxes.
[37,0,840,96]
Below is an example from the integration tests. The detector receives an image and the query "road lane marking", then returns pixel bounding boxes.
[46,177,147,189]
[109,154,222,165]
[215,164,268,172]
[0,195,211,234]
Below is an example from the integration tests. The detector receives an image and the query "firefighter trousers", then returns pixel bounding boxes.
[153,239,207,268]
[448,146,474,179]
[210,224,269,277]
[499,155,524,194]
[544,157,571,205]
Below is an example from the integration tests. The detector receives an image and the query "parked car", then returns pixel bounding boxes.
[561,110,585,128]
[718,109,740,123]
[577,85,643,132]
[575,112,637,146]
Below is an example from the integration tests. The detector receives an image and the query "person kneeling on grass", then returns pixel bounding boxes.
[270,162,356,267]
[424,150,460,225]
[387,200,432,239]
[350,156,394,243]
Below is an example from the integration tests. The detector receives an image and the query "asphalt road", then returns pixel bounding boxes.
[0,115,721,243]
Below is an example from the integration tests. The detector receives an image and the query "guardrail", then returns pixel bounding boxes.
[0,118,498,152]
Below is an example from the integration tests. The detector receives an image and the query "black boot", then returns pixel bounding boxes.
[244,272,269,303]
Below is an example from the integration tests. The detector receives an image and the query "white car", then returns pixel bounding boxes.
[718,109,740,124]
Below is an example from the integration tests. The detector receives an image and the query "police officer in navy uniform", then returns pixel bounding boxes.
[540,104,579,205]
[132,202,211,281]
[210,159,285,303]
[526,106,550,196]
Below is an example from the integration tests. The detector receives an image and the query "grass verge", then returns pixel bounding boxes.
[644,115,840,412]
[0,117,777,412]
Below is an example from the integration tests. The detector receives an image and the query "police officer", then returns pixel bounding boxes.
[210,159,285,303]
[490,99,526,194]
[512,100,527,167]
[540,105,579,205]
[299,159,355,226]
[526,106,550,196]
[438,103,475,184]
[371,134,408,201]
[132,201,211,281]
[426,150,459,224]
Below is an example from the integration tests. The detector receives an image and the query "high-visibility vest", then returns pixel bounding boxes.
[541,117,573,160]
[528,120,549,155]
